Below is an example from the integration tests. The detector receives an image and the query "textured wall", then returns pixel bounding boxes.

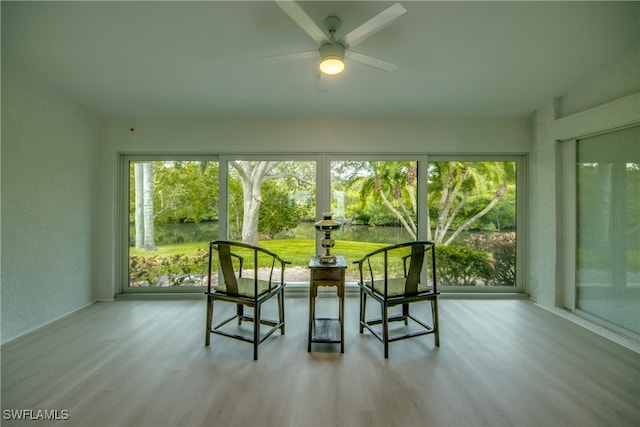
[1,62,99,344]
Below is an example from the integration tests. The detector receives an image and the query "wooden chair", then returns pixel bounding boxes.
[353,241,439,358]
[205,240,289,360]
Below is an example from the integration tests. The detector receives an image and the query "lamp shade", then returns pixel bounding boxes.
[320,57,344,75]
[315,213,341,231]
[319,42,345,75]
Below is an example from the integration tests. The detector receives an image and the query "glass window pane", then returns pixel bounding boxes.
[227,160,316,284]
[331,160,418,281]
[122,155,523,294]
[576,126,640,334]
[128,160,219,288]
[428,161,517,287]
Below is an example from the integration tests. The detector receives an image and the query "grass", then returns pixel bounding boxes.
[129,239,388,268]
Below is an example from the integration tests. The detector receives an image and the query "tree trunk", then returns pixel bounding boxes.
[443,184,507,245]
[142,162,155,251]
[230,161,280,246]
[134,163,145,249]
[241,179,262,245]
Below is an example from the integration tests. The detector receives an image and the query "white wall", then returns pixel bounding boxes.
[95,116,532,299]
[529,46,640,308]
[1,62,99,344]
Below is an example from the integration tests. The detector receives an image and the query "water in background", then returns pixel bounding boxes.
[140,221,473,246]
[131,222,219,246]
[278,221,413,244]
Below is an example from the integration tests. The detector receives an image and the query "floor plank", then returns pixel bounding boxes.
[1,297,639,427]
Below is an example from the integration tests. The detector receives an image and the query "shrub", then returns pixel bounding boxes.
[435,245,493,286]
[467,232,516,286]
[129,249,209,287]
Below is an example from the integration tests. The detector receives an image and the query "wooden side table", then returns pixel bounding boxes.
[308,255,347,353]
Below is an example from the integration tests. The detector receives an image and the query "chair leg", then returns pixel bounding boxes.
[402,303,409,325]
[278,288,285,335]
[237,304,244,324]
[205,298,213,346]
[432,299,440,347]
[359,288,366,333]
[253,303,261,360]
[382,301,389,358]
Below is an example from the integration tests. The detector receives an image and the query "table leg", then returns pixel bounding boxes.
[308,284,315,352]
[339,290,345,353]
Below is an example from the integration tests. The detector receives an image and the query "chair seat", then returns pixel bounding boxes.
[213,277,277,297]
[367,277,432,297]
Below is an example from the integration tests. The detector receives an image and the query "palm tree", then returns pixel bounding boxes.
[428,161,513,245]
[342,160,513,246]
[357,161,418,239]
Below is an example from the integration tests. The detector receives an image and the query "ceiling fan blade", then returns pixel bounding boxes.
[276,0,327,46]
[315,72,332,93]
[260,51,318,64]
[346,51,398,73]
[343,3,407,48]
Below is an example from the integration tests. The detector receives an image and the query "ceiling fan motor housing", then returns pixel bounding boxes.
[320,42,345,60]
[324,16,342,34]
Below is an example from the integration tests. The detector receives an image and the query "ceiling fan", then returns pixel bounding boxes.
[265,0,407,75]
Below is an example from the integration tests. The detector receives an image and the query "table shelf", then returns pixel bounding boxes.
[308,255,347,353]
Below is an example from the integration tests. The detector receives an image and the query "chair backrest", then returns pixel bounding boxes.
[355,240,436,297]
[217,242,240,294]
[405,242,426,294]
[207,240,289,296]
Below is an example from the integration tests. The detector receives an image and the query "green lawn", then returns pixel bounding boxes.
[130,239,387,268]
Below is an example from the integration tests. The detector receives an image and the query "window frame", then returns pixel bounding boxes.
[118,153,527,295]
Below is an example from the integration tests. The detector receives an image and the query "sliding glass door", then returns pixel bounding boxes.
[575,125,640,336]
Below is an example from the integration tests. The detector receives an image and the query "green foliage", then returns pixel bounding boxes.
[129,161,219,226]
[427,161,516,244]
[129,248,209,287]
[258,181,304,239]
[435,245,493,286]
[456,186,516,231]
[363,202,402,226]
[467,232,516,286]
[227,161,315,241]
[333,160,417,228]
[131,221,219,246]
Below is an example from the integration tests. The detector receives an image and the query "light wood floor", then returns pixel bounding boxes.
[2,296,639,427]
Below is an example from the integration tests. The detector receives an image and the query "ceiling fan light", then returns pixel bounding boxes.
[320,56,345,75]
[319,42,345,75]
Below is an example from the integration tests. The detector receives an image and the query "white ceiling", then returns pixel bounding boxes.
[3,1,639,118]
